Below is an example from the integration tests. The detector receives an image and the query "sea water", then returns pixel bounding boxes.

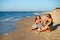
[0,11,44,36]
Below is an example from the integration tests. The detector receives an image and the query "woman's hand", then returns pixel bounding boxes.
[46,19,52,26]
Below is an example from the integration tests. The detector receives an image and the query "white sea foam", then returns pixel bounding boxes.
[0,17,21,21]
[4,33,9,35]
[0,17,13,21]
[4,17,14,21]
[33,13,40,15]
[26,16,30,17]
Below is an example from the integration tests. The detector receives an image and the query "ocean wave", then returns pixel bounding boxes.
[33,13,40,15]
[26,16,30,17]
[0,17,21,21]
[4,17,14,21]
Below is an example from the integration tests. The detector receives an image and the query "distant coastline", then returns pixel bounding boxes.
[0,11,50,13]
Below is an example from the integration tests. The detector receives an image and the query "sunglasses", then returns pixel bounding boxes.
[46,16,49,17]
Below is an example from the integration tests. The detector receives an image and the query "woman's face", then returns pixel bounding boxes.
[46,15,49,19]
[37,16,40,19]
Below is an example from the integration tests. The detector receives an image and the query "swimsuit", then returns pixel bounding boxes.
[46,20,53,31]
[32,23,43,29]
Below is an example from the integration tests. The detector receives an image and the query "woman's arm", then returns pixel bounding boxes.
[46,19,52,26]
[41,20,44,24]
[35,21,37,24]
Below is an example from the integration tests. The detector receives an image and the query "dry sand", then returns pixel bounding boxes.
[0,12,60,40]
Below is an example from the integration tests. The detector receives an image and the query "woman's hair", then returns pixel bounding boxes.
[46,14,52,19]
[35,15,41,22]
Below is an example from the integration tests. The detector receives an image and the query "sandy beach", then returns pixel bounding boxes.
[0,11,60,40]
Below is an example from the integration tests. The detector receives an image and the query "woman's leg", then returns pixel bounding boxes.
[28,26,37,31]
[29,27,35,31]
[46,29,51,32]
[37,23,43,31]
[40,25,49,32]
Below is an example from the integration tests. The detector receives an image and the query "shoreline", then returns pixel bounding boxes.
[0,16,35,37]
[0,11,60,40]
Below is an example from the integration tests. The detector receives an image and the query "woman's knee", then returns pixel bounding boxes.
[42,26,49,30]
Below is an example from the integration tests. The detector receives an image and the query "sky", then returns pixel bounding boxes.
[0,0,60,11]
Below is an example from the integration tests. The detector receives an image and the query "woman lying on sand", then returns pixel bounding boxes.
[29,15,43,31]
[38,14,53,32]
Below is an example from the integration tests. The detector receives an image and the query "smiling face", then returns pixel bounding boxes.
[46,15,49,19]
[35,15,41,22]
[36,15,41,19]
[45,14,52,19]
[37,16,40,19]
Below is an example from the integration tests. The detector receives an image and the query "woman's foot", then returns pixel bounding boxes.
[28,29,33,32]
[46,29,51,32]
[34,28,43,33]
[28,27,34,32]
